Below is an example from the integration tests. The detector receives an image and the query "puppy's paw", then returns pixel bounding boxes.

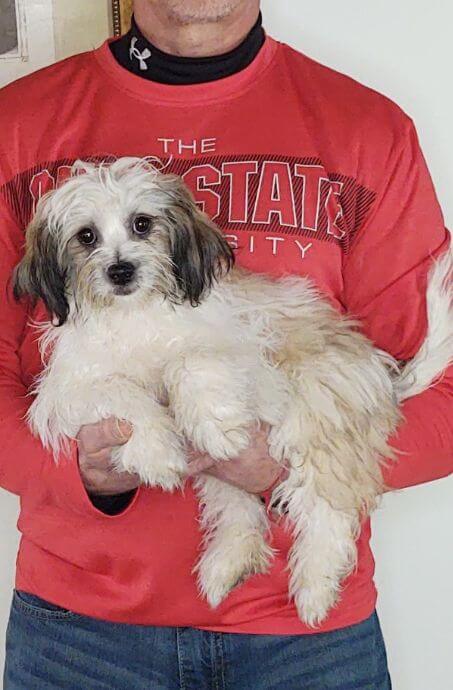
[197,531,273,608]
[293,582,339,628]
[267,425,296,465]
[192,419,250,460]
[205,423,250,459]
[267,409,308,464]
[112,428,187,491]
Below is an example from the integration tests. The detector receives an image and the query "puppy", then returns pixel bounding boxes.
[13,158,453,625]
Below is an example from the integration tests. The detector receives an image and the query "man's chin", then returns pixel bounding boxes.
[166,0,241,25]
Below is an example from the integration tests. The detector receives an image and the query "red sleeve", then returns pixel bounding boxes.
[343,118,453,490]
[0,198,80,500]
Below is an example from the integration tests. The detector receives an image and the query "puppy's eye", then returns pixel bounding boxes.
[77,228,97,246]
[133,215,153,236]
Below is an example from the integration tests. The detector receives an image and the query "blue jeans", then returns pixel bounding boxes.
[4,591,391,689]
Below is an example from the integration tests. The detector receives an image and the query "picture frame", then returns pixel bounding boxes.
[112,0,133,37]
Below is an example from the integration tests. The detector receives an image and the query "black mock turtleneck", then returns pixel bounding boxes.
[110,13,265,85]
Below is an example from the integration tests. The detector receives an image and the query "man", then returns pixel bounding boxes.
[0,1,451,687]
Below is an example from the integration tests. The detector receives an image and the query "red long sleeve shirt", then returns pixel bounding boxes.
[0,37,451,633]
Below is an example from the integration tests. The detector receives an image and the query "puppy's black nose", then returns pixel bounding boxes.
[107,262,136,286]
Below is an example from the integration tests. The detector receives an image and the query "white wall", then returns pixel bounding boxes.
[261,1,453,688]
[0,0,56,86]
[0,2,452,688]
[53,0,111,61]
[0,0,111,90]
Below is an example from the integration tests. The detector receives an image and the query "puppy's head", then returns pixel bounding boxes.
[13,158,234,324]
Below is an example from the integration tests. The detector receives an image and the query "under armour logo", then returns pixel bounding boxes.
[129,37,151,71]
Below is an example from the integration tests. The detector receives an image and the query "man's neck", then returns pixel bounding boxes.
[133,1,260,58]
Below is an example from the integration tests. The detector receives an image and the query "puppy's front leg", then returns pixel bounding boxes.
[193,475,273,607]
[164,352,255,460]
[106,387,187,492]
[29,372,186,491]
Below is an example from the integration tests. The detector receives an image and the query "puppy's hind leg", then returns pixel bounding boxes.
[193,475,274,608]
[273,473,360,627]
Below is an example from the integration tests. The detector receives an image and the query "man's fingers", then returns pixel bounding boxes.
[186,453,216,476]
[79,446,112,468]
[78,417,133,454]
[81,466,141,495]
[109,417,133,444]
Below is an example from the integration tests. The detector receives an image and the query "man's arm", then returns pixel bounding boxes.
[0,199,58,495]
[0,198,139,503]
[382,375,453,489]
[343,118,453,490]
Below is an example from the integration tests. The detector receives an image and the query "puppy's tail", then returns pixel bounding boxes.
[395,243,453,402]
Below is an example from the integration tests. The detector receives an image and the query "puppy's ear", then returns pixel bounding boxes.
[164,178,235,306]
[13,206,69,326]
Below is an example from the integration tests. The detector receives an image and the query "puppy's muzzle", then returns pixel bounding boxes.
[107,262,136,286]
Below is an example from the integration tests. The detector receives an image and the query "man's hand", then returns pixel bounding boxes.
[77,419,285,496]
[77,417,138,495]
[186,425,286,494]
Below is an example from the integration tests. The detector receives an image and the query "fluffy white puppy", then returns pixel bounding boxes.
[13,158,452,625]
